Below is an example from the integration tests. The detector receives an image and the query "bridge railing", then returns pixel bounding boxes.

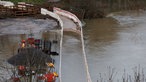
[53,7,82,28]
[0,3,41,17]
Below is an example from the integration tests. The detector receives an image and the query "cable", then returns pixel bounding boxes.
[59,25,63,82]
[80,27,92,82]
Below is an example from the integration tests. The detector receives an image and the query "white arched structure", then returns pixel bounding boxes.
[53,7,92,82]
[53,7,82,28]
[41,8,63,28]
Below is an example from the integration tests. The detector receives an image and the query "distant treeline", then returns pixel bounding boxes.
[3,0,146,18]
[4,0,46,4]
[62,0,146,18]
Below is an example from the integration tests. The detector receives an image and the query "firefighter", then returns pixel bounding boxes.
[46,62,55,73]
[44,72,59,82]
[44,63,58,82]
[21,40,26,48]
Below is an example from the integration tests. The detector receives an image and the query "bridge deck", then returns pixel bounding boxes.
[59,16,81,34]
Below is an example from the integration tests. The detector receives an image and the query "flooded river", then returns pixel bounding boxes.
[1,10,146,82]
[84,10,146,81]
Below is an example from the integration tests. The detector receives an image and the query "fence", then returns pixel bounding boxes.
[0,3,41,18]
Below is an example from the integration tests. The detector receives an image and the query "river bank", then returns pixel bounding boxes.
[2,0,146,19]
[42,0,146,19]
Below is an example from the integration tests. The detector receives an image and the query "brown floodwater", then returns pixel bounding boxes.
[0,11,146,82]
[84,10,146,81]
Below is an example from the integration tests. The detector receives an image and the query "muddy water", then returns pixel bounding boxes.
[1,11,146,82]
[84,11,146,81]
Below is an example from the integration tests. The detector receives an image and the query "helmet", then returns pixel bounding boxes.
[53,72,58,77]
[21,40,26,43]
[46,63,54,68]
